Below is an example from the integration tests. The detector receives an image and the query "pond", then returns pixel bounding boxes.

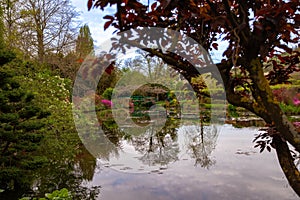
[85,123,298,200]
[2,121,299,200]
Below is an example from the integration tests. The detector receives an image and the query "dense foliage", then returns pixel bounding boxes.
[0,2,102,199]
[0,47,99,200]
[0,50,50,193]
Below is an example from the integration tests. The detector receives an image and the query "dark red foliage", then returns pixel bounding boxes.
[87,0,300,117]
[266,51,300,85]
[89,0,299,70]
[272,87,290,104]
[105,63,114,75]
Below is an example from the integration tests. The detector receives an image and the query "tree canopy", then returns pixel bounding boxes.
[76,24,94,60]
[88,0,300,196]
[1,0,78,62]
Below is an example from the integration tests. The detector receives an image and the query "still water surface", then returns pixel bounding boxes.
[87,124,298,200]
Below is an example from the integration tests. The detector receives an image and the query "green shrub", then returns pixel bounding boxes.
[19,188,72,200]
[228,104,239,118]
[102,87,113,100]
[279,103,300,115]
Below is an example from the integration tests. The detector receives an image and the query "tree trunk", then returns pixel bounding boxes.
[247,58,300,153]
[273,135,300,196]
[37,29,44,63]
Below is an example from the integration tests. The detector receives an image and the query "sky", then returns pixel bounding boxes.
[70,0,227,63]
[71,0,116,46]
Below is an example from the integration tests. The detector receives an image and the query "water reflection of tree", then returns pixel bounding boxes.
[79,118,124,163]
[130,118,180,166]
[123,118,218,168]
[96,116,219,170]
[102,120,124,146]
[183,125,218,168]
[32,145,100,200]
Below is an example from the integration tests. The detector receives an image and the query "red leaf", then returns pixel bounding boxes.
[123,0,129,5]
[278,45,292,54]
[77,58,84,63]
[87,0,93,11]
[151,2,157,11]
[104,20,113,30]
[103,15,114,20]
[132,1,144,9]
[105,64,115,75]
[277,55,285,62]
[128,13,136,22]
[260,146,265,153]
[212,43,218,50]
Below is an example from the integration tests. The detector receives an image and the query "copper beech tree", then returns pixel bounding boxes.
[87,0,300,195]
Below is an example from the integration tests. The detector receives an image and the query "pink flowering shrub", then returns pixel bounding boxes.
[293,121,300,128]
[272,87,300,106]
[293,122,300,132]
[272,88,291,104]
[101,99,113,108]
[293,97,300,106]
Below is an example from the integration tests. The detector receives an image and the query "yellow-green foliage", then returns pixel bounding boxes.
[279,103,300,115]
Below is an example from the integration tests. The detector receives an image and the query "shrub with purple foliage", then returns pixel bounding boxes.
[272,87,300,106]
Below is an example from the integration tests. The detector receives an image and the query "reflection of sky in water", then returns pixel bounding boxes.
[89,124,298,200]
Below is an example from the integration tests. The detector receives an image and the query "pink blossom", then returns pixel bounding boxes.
[293,97,300,106]
[129,101,134,113]
[293,121,300,128]
[101,99,113,108]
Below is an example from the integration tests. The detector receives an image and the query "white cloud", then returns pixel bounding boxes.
[71,0,116,46]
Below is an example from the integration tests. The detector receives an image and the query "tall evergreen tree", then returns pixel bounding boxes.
[76,24,94,60]
[0,59,50,193]
[0,9,49,193]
